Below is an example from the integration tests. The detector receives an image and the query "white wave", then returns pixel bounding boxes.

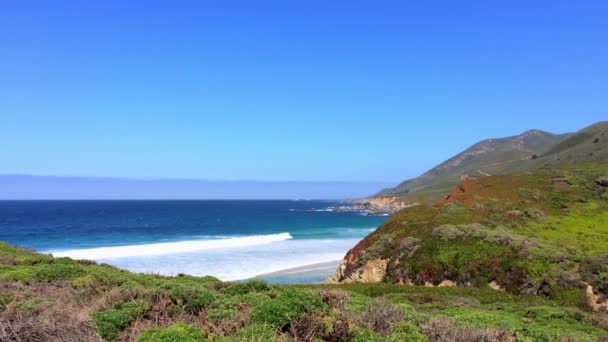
[48,232,293,260]
[104,238,358,281]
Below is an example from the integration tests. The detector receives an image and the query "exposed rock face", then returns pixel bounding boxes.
[327,196,413,215]
[438,280,457,287]
[584,284,608,312]
[354,196,413,215]
[327,258,388,283]
[489,281,505,291]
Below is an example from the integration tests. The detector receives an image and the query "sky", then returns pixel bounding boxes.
[1,0,607,184]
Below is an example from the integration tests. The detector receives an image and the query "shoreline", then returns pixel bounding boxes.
[251,260,341,284]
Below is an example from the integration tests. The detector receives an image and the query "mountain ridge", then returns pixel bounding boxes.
[377,121,607,202]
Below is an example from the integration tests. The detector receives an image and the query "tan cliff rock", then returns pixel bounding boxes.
[327,257,388,283]
[584,284,608,312]
[354,196,415,214]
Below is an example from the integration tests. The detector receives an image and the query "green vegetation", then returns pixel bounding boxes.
[138,323,206,342]
[250,288,327,328]
[339,164,608,295]
[92,301,150,341]
[0,237,607,341]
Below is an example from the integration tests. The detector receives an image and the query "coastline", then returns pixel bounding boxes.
[251,260,341,284]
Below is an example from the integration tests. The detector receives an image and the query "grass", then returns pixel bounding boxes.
[137,322,206,342]
[92,300,150,341]
[0,241,606,341]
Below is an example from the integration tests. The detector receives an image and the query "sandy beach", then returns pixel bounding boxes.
[252,260,341,284]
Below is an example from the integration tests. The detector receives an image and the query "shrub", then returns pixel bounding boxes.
[318,289,350,308]
[174,273,221,286]
[444,203,465,214]
[351,326,385,342]
[0,268,34,283]
[321,314,356,342]
[137,322,206,342]
[206,291,271,326]
[91,300,150,341]
[11,297,54,315]
[0,293,12,311]
[389,322,428,341]
[207,306,238,323]
[229,323,277,341]
[471,203,485,212]
[400,237,421,257]
[0,254,17,265]
[524,208,546,221]
[367,233,398,257]
[251,289,326,328]
[596,175,608,187]
[168,285,215,314]
[33,263,85,281]
[290,313,326,341]
[361,300,404,336]
[71,274,100,288]
[222,280,271,295]
[420,317,513,342]
[432,224,466,241]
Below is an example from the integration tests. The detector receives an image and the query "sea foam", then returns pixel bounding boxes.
[48,232,293,259]
[101,238,358,281]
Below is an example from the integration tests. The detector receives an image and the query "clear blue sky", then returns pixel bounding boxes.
[1,1,606,182]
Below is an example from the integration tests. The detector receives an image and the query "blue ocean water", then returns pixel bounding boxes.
[0,200,386,282]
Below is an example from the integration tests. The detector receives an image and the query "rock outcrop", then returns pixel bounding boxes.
[353,196,413,215]
[584,284,608,312]
[327,258,388,283]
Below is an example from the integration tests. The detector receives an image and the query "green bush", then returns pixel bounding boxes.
[0,293,12,312]
[228,323,277,341]
[33,263,85,281]
[71,274,100,288]
[222,280,271,295]
[92,300,150,341]
[525,208,546,221]
[351,326,386,342]
[169,285,215,314]
[444,203,465,214]
[12,297,54,314]
[207,291,272,323]
[251,289,326,328]
[0,267,34,283]
[389,322,428,342]
[137,322,205,342]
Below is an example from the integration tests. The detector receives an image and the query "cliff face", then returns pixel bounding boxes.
[354,196,413,214]
[329,164,608,307]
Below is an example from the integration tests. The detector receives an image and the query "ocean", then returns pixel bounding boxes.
[0,200,387,283]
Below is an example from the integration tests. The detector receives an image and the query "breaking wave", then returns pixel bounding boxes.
[48,232,293,260]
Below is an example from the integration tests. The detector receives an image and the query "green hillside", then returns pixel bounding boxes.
[1,237,608,341]
[332,164,608,302]
[378,121,608,203]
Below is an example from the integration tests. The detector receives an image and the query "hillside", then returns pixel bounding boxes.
[330,164,608,306]
[1,240,608,341]
[378,121,608,203]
